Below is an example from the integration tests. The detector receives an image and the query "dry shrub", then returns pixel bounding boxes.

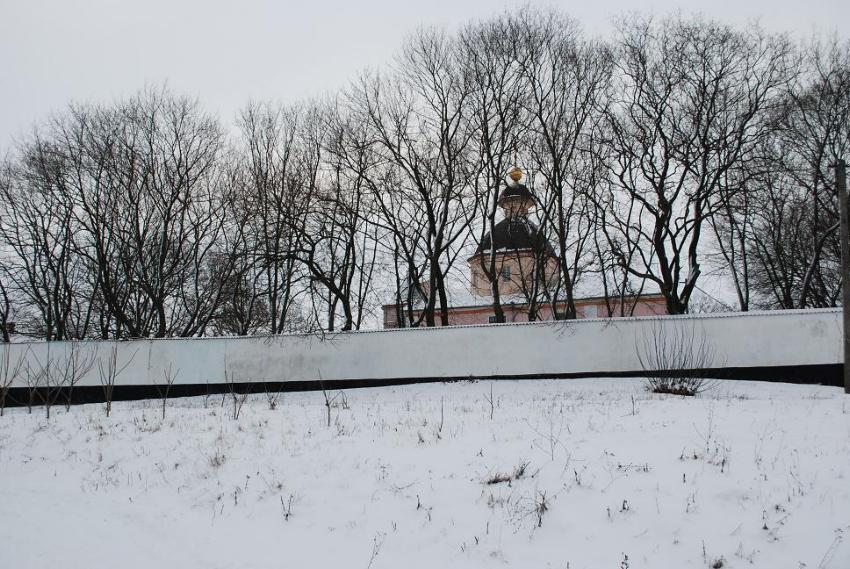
[637,321,720,396]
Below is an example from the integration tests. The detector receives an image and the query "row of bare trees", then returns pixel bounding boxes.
[1,9,848,339]
[0,90,384,338]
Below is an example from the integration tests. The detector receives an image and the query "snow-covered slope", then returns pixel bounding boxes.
[1,378,848,568]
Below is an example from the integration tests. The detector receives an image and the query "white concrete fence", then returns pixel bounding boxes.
[0,308,841,389]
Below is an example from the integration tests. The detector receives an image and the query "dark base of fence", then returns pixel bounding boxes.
[2,363,842,408]
[2,377,437,408]
[565,363,843,386]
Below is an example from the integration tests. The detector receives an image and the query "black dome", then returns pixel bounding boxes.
[475,217,556,257]
[498,182,534,204]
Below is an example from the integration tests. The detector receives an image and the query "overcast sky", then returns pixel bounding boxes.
[1,0,847,149]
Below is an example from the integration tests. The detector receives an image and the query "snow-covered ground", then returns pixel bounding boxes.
[1,378,848,568]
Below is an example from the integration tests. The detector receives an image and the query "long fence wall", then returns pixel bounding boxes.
[0,309,843,398]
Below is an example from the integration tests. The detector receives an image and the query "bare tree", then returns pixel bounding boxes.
[98,343,135,417]
[458,14,529,323]
[263,383,280,410]
[156,363,179,420]
[237,102,311,334]
[354,28,476,326]
[320,380,340,428]
[24,359,40,415]
[590,190,648,317]
[0,226,13,343]
[0,140,93,340]
[0,162,11,342]
[600,16,794,314]
[33,345,65,419]
[742,39,849,309]
[707,160,757,311]
[362,165,432,328]
[224,364,248,420]
[66,87,236,338]
[0,345,24,416]
[61,342,96,411]
[302,102,383,331]
[517,9,613,319]
[483,382,495,420]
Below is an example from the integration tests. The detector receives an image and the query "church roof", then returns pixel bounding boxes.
[473,217,556,257]
[497,181,534,204]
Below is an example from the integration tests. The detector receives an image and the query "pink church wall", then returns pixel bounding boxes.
[383,295,668,328]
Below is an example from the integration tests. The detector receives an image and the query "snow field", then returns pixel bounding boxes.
[0,378,848,568]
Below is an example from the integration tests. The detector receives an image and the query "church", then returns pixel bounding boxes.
[382,166,666,328]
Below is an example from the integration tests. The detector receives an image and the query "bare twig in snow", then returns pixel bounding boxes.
[98,343,137,417]
[156,363,179,420]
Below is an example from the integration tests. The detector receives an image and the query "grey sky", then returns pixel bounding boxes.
[1,0,847,149]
